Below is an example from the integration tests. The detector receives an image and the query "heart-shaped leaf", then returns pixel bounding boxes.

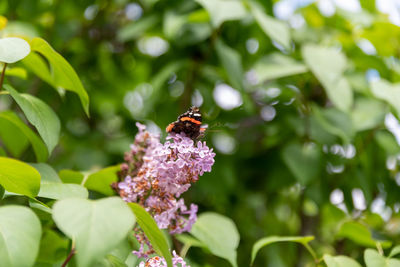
[253,53,308,82]
[389,245,400,258]
[58,169,85,184]
[302,44,353,112]
[30,163,61,182]
[0,205,42,267]
[36,229,69,264]
[282,142,322,185]
[191,212,239,267]
[5,84,61,154]
[351,98,386,131]
[0,156,41,197]
[338,222,391,248]
[324,255,362,267]
[196,0,247,28]
[364,249,400,267]
[371,79,400,118]
[215,39,243,91]
[312,106,354,143]
[38,182,88,200]
[52,197,135,267]
[0,37,30,63]
[84,165,120,196]
[250,2,291,50]
[251,236,314,265]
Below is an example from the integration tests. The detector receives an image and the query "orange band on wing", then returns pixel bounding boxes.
[180,117,201,124]
[166,123,174,132]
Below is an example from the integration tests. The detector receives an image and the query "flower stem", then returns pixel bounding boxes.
[303,243,318,264]
[376,242,383,255]
[61,246,76,267]
[180,243,190,258]
[0,63,7,90]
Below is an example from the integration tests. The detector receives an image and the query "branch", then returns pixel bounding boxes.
[61,247,76,267]
[0,63,7,90]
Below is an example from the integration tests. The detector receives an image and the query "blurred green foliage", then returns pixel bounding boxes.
[2,0,400,266]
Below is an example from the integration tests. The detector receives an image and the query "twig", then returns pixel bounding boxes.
[0,63,7,90]
[61,247,76,267]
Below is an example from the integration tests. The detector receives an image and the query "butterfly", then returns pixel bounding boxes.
[166,106,207,139]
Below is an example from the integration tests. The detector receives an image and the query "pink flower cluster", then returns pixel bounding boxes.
[138,251,189,267]
[115,123,215,258]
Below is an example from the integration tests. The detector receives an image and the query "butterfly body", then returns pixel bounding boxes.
[166,106,205,139]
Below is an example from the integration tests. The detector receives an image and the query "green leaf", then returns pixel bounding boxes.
[363,22,400,57]
[4,84,61,154]
[29,198,52,214]
[152,60,185,91]
[38,182,88,200]
[59,169,85,184]
[370,79,400,118]
[195,0,247,28]
[324,255,362,267]
[389,245,400,258]
[163,11,187,39]
[251,236,314,265]
[351,98,386,131]
[0,156,41,197]
[0,115,29,157]
[30,163,61,182]
[253,53,308,82]
[191,212,239,267]
[215,39,243,91]
[312,106,354,143]
[108,236,135,264]
[52,197,135,267]
[0,184,4,199]
[5,66,27,79]
[23,37,89,116]
[0,111,48,162]
[338,222,391,248]
[250,1,291,50]
[1,21,39,38]
[282,142,321,185]
[37,229,69,264]
[302,44,353,112]
[388,259,400,267]
[365,249,387,267]
[84,165,120,196]
[117,15,158,42]
[0,37,30,63]
[375,130,400,156]
[176,234,206,249]
[98,254,128,267]
[21,52,53,84]
[364,249,400,267]
[128,203,172,267]
[0,205,42,267]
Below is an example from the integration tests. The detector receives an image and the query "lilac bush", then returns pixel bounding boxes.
[115,123,215,259]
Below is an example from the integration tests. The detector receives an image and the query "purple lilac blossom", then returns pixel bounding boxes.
[116,122,215,258]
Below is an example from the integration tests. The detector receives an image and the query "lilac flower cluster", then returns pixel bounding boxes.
[138,251,189,267]
[116,123,215,258]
